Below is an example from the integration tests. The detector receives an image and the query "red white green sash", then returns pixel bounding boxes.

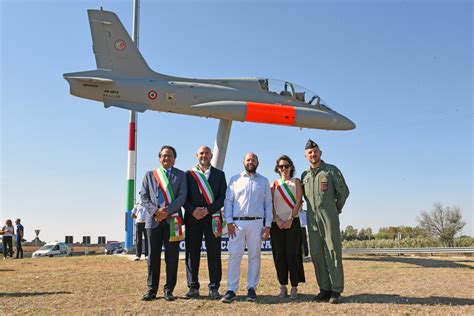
[188,166,214,205]
[169,213,184,242]
[153,167,183,242]
[153,166,175,206]
[275,179,296,209]
[211,212,222,237]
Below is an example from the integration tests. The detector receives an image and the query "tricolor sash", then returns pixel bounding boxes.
[188,167,214,205]
[153,167,183,242]
[169,213,184,242]
[275,179,296,210]
[153,166,175,206]
[189,167,226,235]
[211,212,222,237]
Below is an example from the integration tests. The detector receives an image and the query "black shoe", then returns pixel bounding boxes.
[221,290,236,303]
[164,291,176,301]
[142,292,156,301]
[209,289,221,300]
[313,290,331,302]
[246,288,257,302]
[329,292,341,304]
[185,288,200,299]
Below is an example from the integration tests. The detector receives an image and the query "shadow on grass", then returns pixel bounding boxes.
[254,294,315,304]
[0,291,72,297]
[345,293,474,306]
[345,256,473,269]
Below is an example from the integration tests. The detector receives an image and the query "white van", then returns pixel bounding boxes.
[32,242,71,258]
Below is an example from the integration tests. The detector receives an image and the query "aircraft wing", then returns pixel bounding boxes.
[104,99,150,113]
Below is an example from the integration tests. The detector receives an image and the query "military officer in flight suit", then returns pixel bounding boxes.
[301,139,349,304]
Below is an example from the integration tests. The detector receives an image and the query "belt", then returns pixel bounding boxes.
[233,217,262,221]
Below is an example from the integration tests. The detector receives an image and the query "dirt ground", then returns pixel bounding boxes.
[1,254,473,315]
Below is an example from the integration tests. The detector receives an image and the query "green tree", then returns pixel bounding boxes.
[376,226,399,239]
[342,225,358,241]
[417,203,466,247]
[358,228,373,240]
[376,226,427,239]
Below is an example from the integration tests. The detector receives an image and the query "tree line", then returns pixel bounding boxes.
[341,203,470,247]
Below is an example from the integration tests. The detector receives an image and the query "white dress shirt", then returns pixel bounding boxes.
[196,165,211,179]
[132,203,147,223]
[224,172,273,227]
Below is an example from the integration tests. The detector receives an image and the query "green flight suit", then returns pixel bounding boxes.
[301,160,349,293]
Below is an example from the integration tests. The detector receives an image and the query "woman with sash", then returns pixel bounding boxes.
[271,155,305,299]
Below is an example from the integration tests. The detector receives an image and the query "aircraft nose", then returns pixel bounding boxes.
[333,113,356,130]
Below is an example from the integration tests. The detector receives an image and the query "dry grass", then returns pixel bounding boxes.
[0,254,473,315]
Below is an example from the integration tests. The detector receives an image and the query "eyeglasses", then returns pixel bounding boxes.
[278,164,290,170]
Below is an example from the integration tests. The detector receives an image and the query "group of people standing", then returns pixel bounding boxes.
[137,139,349,304]
[0,219,25,259]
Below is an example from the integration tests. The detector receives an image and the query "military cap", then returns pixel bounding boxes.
[305,139,319,150]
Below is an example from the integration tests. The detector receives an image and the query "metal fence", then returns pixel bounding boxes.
[342,247,474,255]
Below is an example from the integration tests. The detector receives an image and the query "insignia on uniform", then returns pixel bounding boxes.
[321,175,328,191]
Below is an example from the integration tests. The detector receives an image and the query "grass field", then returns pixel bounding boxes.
[1,254,473,314]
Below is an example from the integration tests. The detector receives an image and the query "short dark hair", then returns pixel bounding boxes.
[274,155,295,178]
[159,145,177,158]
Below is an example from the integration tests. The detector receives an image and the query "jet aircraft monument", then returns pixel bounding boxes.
[64,9,356,131]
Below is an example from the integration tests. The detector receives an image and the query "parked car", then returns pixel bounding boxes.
[104,242,125,255]
[32,242,71,258]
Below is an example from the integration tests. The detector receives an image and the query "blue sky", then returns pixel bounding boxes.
[1,0,472,242]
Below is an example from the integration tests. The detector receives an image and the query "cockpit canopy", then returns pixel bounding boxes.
[258,78,333,111]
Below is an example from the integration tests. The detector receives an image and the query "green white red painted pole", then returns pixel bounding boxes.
[125,0,140,251]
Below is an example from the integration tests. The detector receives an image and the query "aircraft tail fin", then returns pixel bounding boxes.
[88,9,154,78]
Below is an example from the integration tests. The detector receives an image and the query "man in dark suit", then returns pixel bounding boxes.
[184,145,227,300]
[139,145,187,301]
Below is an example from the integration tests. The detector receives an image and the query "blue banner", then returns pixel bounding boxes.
[165,237,273,252]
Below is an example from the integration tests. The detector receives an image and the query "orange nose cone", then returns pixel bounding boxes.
[245,102,296,126]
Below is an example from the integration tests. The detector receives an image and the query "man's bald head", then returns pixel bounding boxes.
[196,145,213,169]
[197,145,212,154]
[243,152,259,163]
[243,152,259,174]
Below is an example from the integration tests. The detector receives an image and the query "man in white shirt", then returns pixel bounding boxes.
[132,202,148,261]
[221,152,272,303]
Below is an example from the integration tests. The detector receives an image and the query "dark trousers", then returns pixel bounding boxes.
[146,223,180,294]
[16,239,23,258]
[270,219,306,287]
[301,227,309,257]
[135,222,148,257]
[185,219,222,290]
[3,236,13,258]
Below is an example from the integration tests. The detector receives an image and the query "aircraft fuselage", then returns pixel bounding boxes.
[65,71,354,130]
